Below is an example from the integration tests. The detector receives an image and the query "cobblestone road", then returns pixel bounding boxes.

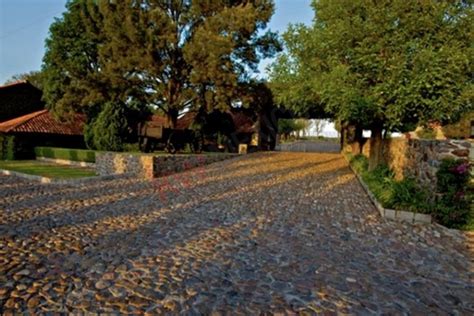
[0,153,472,314]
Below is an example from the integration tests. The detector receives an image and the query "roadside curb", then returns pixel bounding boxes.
[36,157,95,168]
[0,169,128,186]
[344,156,432,224]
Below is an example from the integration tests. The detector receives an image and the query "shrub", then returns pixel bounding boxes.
[86,102,128,151]
[349,154,368,174]
[349,155,472,226]
[35,147,96,163]
[0,134,30,160]
[385,178,432,213]
[433,158,472,228]
[416,127,436,139]
[436,159,470,193]
[348,154,431,214]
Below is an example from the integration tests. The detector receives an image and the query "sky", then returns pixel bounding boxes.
[0,0,313,84]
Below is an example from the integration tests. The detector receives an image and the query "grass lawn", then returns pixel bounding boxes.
[0,160,96,179]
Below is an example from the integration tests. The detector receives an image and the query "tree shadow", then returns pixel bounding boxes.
[2,162,365,313]
[3,152,470,313]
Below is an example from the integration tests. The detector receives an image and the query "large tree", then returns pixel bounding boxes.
[271,0,473,170]
[42,0,280,131]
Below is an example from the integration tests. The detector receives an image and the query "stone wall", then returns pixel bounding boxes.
[96,152,237,179]
[441,111,474,139]
[346,138,472,188]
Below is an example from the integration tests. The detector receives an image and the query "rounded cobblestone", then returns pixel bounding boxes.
[0,152,472,313]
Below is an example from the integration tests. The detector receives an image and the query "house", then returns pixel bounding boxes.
[176,109,258,151]
[0,81,44,122]
[0,109,86,158]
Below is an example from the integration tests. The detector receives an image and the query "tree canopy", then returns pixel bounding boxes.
[270,0,473,169]
[42,0,280,136]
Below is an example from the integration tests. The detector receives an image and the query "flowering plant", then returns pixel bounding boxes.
[434,158,472,227]
[452,162,470,175]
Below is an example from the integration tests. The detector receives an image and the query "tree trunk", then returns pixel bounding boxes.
[167,108,178,129]
[355,125,363,154]
[339,120,346,152]
[368,124,384,171]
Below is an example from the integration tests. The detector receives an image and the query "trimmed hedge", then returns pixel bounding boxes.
[35,147,96,163]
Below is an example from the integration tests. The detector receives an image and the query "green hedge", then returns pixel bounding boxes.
[35,147,96,163]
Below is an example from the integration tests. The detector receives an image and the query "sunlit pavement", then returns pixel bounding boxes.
[0,152,472,314]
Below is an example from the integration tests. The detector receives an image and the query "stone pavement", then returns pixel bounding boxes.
[277,140,341,153]
[0,152,472,314]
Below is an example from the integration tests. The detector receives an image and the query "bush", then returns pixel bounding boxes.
[433,158,472,228]
[348,154,431,214]
[0,134,30,160]
[416,127,437,139]
[349,154,368,174]
[384,178,432,213]
[86,102,128,151]
[349,155,472,227]
[35,147,96,163]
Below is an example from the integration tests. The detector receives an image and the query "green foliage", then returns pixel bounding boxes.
[5,136,15,160]
[416,127,436,139]
[383,178,432,213]
[272,0,473,167]
[42,1,102,118]
[86,102,128,151]
[349,154,368,175]
[349,154,431,213]
[349,154,473,227]
[437,159,471,193]
[0,135,30,160]
[42,0,280,128]
[278,119,306,138]
[34,147,96,163]
[433,158,472,227]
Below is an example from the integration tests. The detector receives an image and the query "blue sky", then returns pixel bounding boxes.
[0,0,313,84]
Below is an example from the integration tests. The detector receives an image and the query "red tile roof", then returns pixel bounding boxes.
[0,110,85,135]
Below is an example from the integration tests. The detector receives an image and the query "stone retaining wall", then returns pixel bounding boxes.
[346,138,472,189]
[95,152,237,179]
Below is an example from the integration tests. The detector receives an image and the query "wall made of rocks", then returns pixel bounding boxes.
[96,152,237,179]
[151,154,236,178]
[345,138,472,189]
[96,153,154,178]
